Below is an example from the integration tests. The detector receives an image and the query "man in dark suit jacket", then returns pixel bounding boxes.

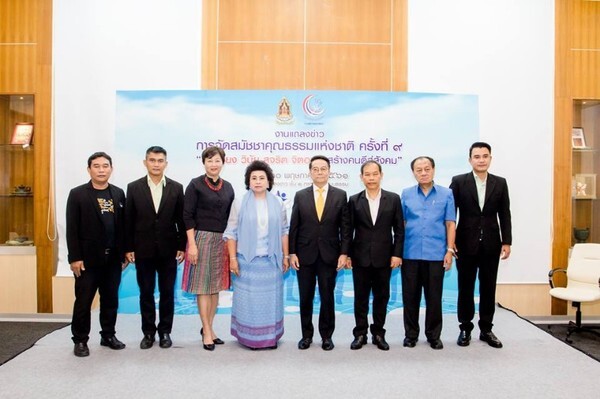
[348,160,404,351]
[450,142,512,349]
[125,146,186,350]
[67,152,127,357]
[289,155,351,351]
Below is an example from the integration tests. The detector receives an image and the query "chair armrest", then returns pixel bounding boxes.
[548,268,567,289]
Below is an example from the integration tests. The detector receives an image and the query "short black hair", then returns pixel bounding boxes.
[244,160,274,191]
[410,156,435,171]
[360,160,382,175]
[202,146,226,163]
[146,146,167,157]
[309,155,330,170]
[469,142,492,158]
[87,152,112,168]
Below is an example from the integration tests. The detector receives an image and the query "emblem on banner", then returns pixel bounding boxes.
[275,97,294,124]
[302,94,325,120]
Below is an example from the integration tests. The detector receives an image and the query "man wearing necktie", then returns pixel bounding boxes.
[289,155,352,351]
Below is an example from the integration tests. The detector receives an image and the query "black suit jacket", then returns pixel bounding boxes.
[289,185,351,265]
[66,181,126,266]
[348,189,404,268]
[450,172,512,257]
[125,176,186,259]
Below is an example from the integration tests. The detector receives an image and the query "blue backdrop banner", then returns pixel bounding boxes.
[114,90,479,315]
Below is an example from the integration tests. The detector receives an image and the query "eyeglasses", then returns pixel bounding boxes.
[311,167,329,173]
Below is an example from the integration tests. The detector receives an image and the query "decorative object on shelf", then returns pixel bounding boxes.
[10,123,34,146]
[574,174,597,199]
[573,228,590,243]
[572,127,587,149]
[4,232,33,246]
[11,185,32,196]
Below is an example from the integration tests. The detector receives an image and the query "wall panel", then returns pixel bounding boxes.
[219,0,304,42]
[203,0,407,91]
[0,0,37,43]
[0,0,53,312]
[218,43,305,89]
[554,0,600,314]
[0,46,36,93]
[306,0,392,43]
[572,51,600,98]
[306,44,391,90]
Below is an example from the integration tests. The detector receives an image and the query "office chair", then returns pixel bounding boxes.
[548,243,600,343]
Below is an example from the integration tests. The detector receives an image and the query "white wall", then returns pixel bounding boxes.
[408,0,554,282]
[53,0,554,282]
[53,0,202,274]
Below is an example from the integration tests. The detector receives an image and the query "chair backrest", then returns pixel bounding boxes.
[568,244,600,289]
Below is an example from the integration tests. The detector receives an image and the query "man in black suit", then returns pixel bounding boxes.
[348,160,404,351]
[125,146,186,349]
[67,152,127,357]
[450,142,512,349]
[289,155,351,351]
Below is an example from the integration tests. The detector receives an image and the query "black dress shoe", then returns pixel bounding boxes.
[100,336,126,350]
[73,342,89,357]
[201,328,215,350]
[350,335,367,350]
[297,337,312,350]
[140,334,155,349]
[428,339,444,350]
[203,342,215,351]
[457,330,471,347]
[159,333,172,349]
[321,338,334,351]
[372,335,390,351]
[403,337,417,348]
[479,331,503,348]
[201,327,224,345]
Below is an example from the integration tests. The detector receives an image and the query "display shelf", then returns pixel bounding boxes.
[572,100,600,245]
[0,94,35,246]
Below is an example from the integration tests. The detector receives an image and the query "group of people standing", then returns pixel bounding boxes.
[66,141,511,358]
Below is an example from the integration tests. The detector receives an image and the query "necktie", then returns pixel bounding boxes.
[316,188,324,221]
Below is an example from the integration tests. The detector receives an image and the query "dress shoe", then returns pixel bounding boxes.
[73,342,89,357]
[203,342,215,351]
[372,335,390,351]
[479,331,503,348]
[140,334,155,349]
[457,330,471,347]
[297,337,312,350]
[428,339,444,350]
[403,337,417,348]
[202,327,224,345]
[350,335,367,350]
[159,333,172,349]
[100,336,126,350]
[321,338,334,351]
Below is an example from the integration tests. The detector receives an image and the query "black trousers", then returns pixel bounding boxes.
[296,255,337,340]
[352,265,392,337]
[136,255,177,336]
[456,246,500,333]
[401,259,445,341]
[71,252,122,344]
